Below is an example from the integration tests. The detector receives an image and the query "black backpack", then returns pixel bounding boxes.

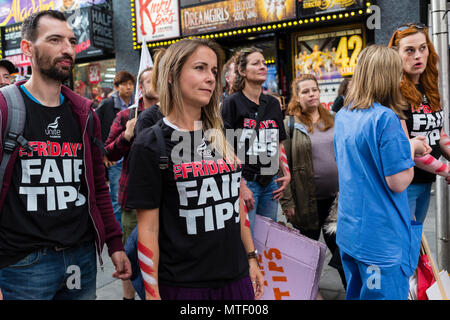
[151,119,169,170]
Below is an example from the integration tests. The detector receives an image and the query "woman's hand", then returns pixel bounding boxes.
[283,207,295,221]
[273,172,291,201]
[241,181,255,211]
[103,156,116,168]
[111,251,132,280]
[249,259,264,300]
[411,136,432,157]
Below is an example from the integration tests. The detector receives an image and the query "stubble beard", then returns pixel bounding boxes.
[35,48,73,82]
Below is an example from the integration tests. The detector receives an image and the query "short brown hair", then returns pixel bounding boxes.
[22,10,66,42]
[114,71,135,87]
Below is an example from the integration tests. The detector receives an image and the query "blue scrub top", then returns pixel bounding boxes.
[334,103,422,276]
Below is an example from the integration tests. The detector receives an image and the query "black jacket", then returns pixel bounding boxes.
[332,95,345,113]
[95,92,126,142]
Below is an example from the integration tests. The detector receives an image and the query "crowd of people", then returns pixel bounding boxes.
[0,10,447,301]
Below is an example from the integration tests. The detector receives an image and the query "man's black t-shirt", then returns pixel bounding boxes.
[126,118,248,288]
[0,87,94,268]
[221,91,286,178]
[404,84,443,184]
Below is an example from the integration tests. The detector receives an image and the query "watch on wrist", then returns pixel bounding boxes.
[247,249,259,266]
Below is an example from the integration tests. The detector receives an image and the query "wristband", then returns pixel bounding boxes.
[248,249,259,266]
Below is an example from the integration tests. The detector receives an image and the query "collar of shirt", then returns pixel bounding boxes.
[119,96,133,110]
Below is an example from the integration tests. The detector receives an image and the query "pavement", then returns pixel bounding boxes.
[95,185,439,300]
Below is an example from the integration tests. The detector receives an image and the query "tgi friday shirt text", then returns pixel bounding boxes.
[409,109,444,147]
[173,159,242,235]
[240,118,279,157]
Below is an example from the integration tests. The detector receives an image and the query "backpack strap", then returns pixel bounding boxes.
[88,109,106,155]
[151,120,168,170]
[288,115,294,139]
[0,85,29,191]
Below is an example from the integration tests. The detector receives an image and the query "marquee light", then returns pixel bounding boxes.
[132,1,371,49]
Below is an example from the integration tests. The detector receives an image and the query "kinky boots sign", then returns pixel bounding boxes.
[89,6,114,51]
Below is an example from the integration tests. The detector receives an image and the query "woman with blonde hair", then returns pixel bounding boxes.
[125,39,264,300]
[134,48,166,135]
[334,45,430,300]
[280,74,346,288]
[388,23,450,223]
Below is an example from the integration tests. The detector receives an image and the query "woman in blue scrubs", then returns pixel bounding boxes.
[334,45,431,300]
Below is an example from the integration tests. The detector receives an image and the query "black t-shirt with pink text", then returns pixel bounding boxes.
[126,119,248,288]
[0,87,94,268]
[404,84,443,184]
[221,91,286,178]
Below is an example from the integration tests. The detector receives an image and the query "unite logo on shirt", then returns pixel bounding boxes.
[196,137,212,158]
[45,116,62,139]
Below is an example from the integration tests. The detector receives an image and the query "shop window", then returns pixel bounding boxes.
[73,59,116,106]
[292,26,365,110]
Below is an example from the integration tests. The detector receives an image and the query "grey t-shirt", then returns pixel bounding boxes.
[309,124,339,199]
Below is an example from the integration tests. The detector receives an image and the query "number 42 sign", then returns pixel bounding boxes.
[294,27,365,80]
[334,34,363,76]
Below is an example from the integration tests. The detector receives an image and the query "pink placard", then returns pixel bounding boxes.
[254,215,327,300]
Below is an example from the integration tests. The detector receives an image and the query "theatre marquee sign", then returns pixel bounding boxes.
[180,0,296,36]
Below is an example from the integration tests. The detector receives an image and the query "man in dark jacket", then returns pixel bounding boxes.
[95,71,135,143]
[95,71,135,229]
[0,10,131,300]
[105,67,159,300]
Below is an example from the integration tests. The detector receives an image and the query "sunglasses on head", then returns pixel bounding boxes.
[396,23,427,32]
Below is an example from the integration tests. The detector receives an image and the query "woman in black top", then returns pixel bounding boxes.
[126,39,264,300]
[221,47,291,236]
[388,23,450,223]
[331,77,351,113]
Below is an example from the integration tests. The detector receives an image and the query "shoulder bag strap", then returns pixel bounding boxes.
[151,120,168,170]
[289,115,294,139]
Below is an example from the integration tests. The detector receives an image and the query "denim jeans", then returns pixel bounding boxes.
[0,242,97,300]
[406,182,432,223]
[108,161,123,229]
[124,227,145,300]
[245,175,279,237]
